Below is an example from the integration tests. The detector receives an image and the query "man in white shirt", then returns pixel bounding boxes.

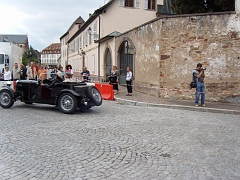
[12,63,20,80]
[4,66,11,81]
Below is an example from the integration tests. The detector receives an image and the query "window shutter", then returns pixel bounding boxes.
[83,34,85,46]
[94,22,97,40]
[135,0,140,8]
[144,0,148,9]
[79,35,82,49]
[119,0,124,7]
[85,31,88,46]
[85,56,88,67]
[92,55,95,72]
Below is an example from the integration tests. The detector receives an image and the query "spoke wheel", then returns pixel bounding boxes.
[0,90,14,108]
[87,86,102,106]
[58,93,78,114]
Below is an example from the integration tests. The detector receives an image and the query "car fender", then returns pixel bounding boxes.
[0,86,15,98]
[55,89,81,104]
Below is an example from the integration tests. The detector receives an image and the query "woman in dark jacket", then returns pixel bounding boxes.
[108,66,119,95]
[20,64,27,80]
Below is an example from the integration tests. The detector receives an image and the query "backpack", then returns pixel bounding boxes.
[189,70,197,89]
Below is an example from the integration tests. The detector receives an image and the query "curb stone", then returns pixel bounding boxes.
[114,97,240,115]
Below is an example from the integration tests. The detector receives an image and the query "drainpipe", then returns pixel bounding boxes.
[98,15,101,78]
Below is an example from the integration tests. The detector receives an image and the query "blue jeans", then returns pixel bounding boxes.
[195,82,205,105]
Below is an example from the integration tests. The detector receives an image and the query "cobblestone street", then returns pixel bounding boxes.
[0,101,239,180]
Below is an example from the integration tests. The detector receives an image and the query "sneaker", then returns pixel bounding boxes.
[201,104,206,107]
[195,104,199,107]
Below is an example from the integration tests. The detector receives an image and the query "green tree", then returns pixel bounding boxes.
[22,45,39,66]
[171,0,235,14]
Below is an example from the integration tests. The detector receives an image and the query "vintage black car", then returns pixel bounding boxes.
[0,79,102,114]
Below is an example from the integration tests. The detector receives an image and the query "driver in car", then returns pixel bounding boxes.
[40,71,63,88]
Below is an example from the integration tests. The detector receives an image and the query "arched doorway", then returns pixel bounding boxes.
[118,40,135,85]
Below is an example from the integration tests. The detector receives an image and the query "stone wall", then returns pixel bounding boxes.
[116,12,240,103]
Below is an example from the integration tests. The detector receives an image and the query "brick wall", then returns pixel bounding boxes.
[116,12,240,103]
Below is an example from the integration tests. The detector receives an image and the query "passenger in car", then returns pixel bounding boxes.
[63,73,74,82]
[41,71,63,88]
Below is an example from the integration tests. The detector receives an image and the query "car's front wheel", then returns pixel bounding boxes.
[0,90,14,108]
[58,93,78,114]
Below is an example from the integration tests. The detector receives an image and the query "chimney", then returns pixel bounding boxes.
[89,13,92,18]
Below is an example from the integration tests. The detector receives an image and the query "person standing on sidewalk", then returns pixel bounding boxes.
[12,63,20,81]
[80,66,90,82]
[126,67,133,96]
[37,64,47,80]
[109,66,119,95]
[20,64,27,80]
[27,62,37,80]
[66,64,73,79]
[3,66,11,81]
[193,63,206,107]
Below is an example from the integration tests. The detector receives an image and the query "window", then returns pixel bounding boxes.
[92,55,95,72]
[125,0,134,7]
[120,0,140,8]
[144,0,156,10]
[135,0,140,8]
[119,0,124,6]
[0,54,4,64]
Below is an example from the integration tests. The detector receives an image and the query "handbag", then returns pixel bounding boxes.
[131,76,135,81]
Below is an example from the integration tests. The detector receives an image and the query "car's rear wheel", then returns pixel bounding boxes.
[87,86,102,106]
[58,93,78,114]
[0,90,14,108]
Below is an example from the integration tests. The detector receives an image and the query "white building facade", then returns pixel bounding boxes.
[41,43,61,67]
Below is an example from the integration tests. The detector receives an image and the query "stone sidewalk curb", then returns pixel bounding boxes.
[114,97,240,115]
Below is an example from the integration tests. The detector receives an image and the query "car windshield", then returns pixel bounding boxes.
[0,54,4,64]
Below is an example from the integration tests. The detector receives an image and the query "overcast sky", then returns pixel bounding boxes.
[0,0,107,51]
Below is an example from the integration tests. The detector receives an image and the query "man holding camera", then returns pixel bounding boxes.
[193,63,206,107]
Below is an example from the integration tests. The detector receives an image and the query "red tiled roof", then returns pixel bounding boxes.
[42,43,61,54]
